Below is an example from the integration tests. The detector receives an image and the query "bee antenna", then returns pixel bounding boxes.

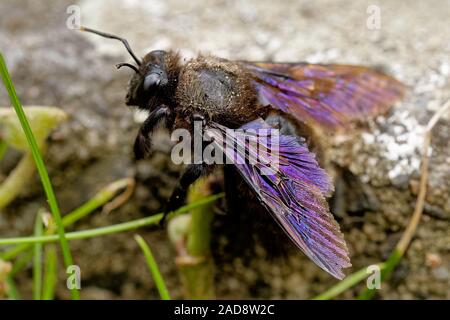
[116,63,139,73]
[79,26,142,66]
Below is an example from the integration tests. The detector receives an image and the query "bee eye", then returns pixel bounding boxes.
[143,73,161,91]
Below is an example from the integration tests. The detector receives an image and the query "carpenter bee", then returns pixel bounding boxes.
[80,27,405,279]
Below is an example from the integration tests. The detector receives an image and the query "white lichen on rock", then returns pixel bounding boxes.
[369,110,426,185]
[331,105,428,188]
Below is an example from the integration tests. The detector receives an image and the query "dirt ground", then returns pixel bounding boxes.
[0,0,449,299]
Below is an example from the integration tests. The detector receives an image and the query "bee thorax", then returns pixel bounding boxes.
[175,56,260,128]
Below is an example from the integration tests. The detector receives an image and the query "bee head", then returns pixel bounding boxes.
[124,50,175,108]
[79,27,180,110]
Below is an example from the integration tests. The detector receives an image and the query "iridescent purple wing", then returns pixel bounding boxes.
[242,62,405,127]
[205,118,351,279]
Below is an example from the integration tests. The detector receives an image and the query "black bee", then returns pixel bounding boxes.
[80,27,404,279]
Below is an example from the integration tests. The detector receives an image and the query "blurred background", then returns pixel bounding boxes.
[0,0,449,299]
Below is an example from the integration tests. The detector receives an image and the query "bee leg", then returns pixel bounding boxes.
[134,105,170,159]
[192,113,206,125]
[161,163,212,225]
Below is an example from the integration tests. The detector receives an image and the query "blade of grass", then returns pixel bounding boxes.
[3,250,32,300]
[6,277,20,299]
[1,178,135,261]
[42,244,57,300]
[134,235,170,300]
[4,248,33,300]
[9,250,33,277]
[0,53,79,300]
[0,191,221,302]
[0,152,37,209]
[313,263,385,300]
[358,252,400,299]
[32,212,44,300]
[62,178,134,226]
[0,193,224,246]
[1,242,31,261]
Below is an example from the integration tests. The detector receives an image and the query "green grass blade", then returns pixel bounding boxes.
[62,178,133,226]
[6,277,20,299]
[0,193,223,246]
[134,235,170,300]
[0,152,36,209]
[32,212,44,300]
[313,263,386,300]
[9,250,33,277]
[1,178,135,261]
[0,53,79,299]
[42,245,57,300]
[0,215,162,245]
[358,251,401,300]
[0,243,30,261]
[313,265,375,300]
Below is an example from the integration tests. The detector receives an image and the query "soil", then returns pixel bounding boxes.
[0,0,449,299]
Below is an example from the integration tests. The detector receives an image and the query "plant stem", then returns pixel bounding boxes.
[0,53,79,300]
[62,177,134,225]
[358,253,400,299]
[170,178,217,299]
[187,181,215,256]
[1,178,135,260]
[10,250,33,277]
[313,263,385,300]
[134,235,170,300]
[0,152,36,209]
[6,277,20,299]
[32,212,43,300]
[42,244,57,300]
[0,193,224,246]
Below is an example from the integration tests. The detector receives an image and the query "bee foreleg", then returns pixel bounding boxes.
[134,105,170,159]
[161,163,212,225]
